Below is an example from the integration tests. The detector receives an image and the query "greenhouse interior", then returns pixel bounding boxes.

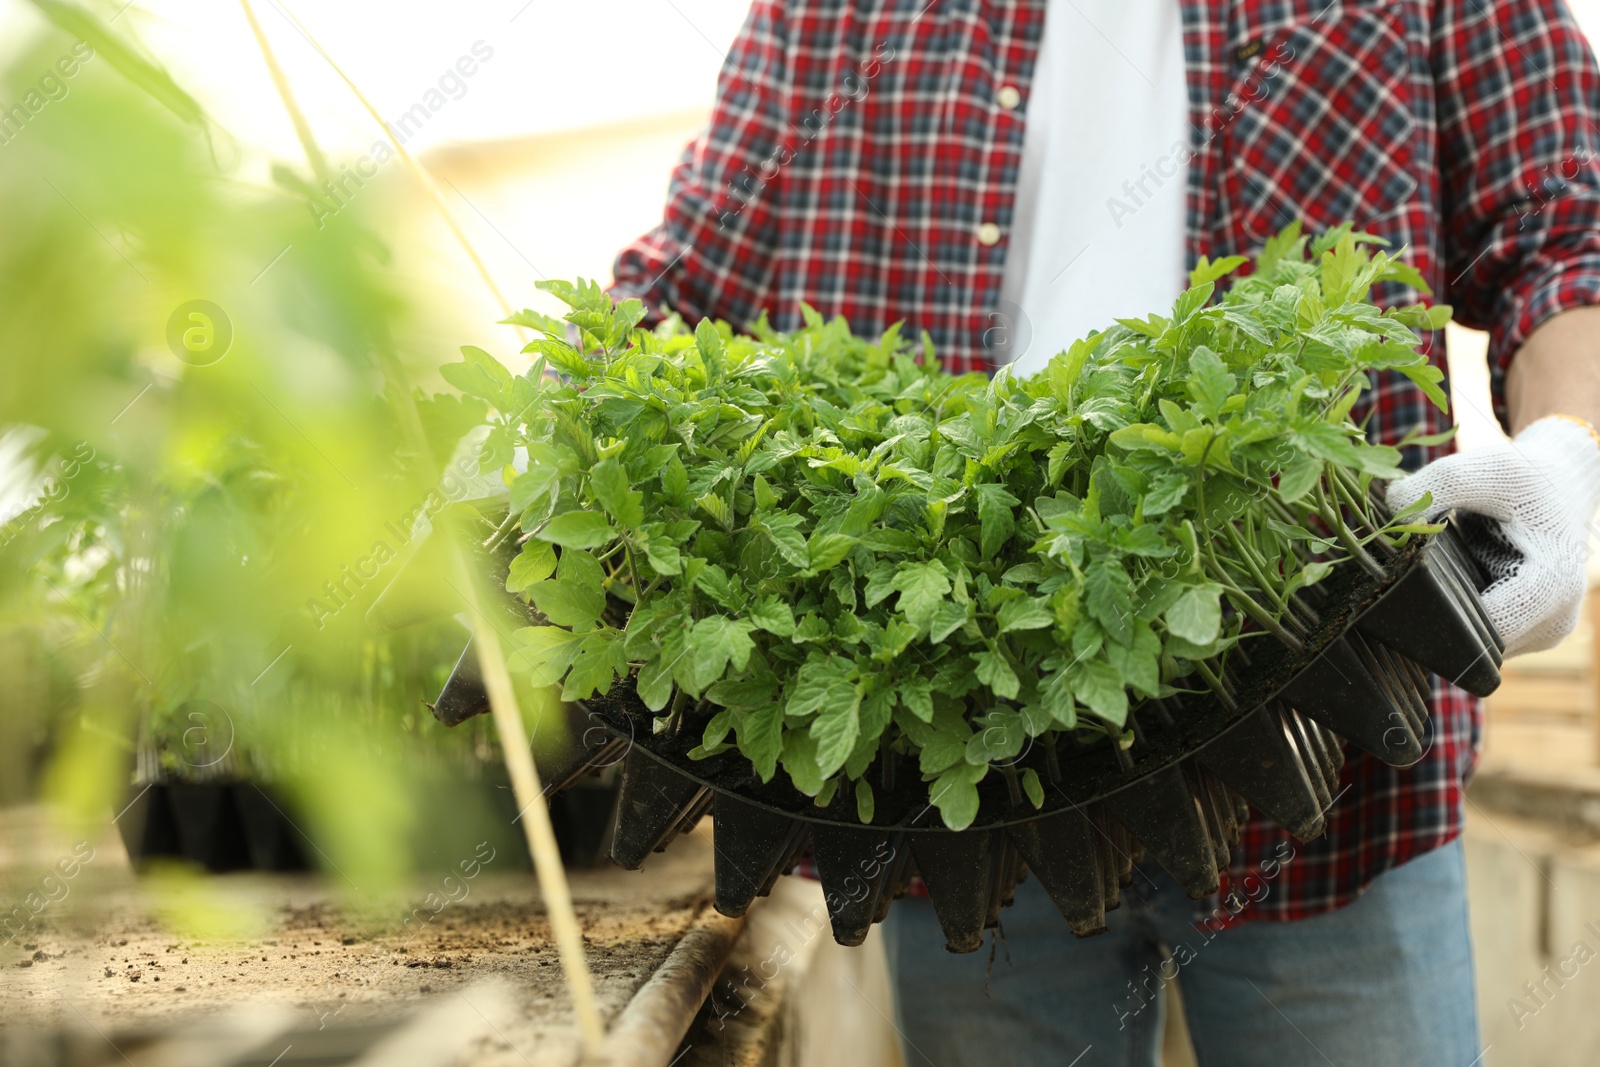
[6,1,1600,1065]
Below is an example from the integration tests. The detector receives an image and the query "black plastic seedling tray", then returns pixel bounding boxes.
[539,516,1503,952]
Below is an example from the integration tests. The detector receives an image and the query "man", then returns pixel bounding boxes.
[611,2,1600,1063]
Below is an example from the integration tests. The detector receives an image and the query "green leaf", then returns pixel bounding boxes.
[642,538,682,576]
[590,459,645,528]
[811,691,862,778]
[29,0,204,124]
[708,676,778,708]
[748,596,797,637]
[1142,474,1189,516]
[511,446,571,512]
[742,703,785,781]
[1188,255,1249,288]
[696,491,733,530]
[1396,361,1450,413]
[1277,452,1323,502]
[538,511,617,549]
[892,560,952,632]
[684,616,757,693]
[506,541,557,592]
[695,564,745,610]
[781,731,824,796]
[1106,630,1159,697]
[507,626,586,687]
[1084,559,1134,644]
[1165,583,1223,645]
[856,779,875,823]
[929,600,969,642]
[562,629,628,700]
[1187,346,1237,422]
[973,649,1020,699]
[808,531,858,571]
[695,316,726,366]
[661,456,690,505]
[753,473,780,510]
[996,596,1054,634]
[1070,657,1129,725]
[1172,281,1215,324]
[758,513,810,568]
[975,482,1021,559]
[699,709,737,749]
[930,762,986,830]
[636,657,675,711]
[557,546,604,587]
[1039,671,1076,728]
[1022,767,1045,809]
[899,677,935,723]
[965,710,1025,764]
[918,710,974,775]
[1297,560,1334,588]
[788,614,829,644]
[786,659,856,719]
[870,618,918,661]
[530,578,605,630]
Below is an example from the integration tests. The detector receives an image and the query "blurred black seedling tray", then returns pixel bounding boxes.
[118,781,309,873]
[117,774,619,875]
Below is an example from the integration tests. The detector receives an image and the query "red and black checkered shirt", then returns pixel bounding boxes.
[611,0,1600,922]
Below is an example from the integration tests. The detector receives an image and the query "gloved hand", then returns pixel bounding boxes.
[1386,415,1600,658]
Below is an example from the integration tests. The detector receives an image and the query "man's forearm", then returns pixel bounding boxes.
[1505,306,1600,434]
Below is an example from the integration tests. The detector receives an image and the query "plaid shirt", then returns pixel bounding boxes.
[611,0,1600,922]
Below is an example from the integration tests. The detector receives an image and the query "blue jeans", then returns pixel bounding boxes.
[882,838,1481,1067]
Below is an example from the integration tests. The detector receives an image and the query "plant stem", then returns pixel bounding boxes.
[1326,465,1375,537]
[1202,555,1304,651]
[1194,659,1236,709]
[484,508,520,550]
[1316,473,1386,578]
[624,542,645,604]
[1222,521,1302,632]
[1331,465,1399,554]
[1043,735,1061,784]
[1000,762,1023,806]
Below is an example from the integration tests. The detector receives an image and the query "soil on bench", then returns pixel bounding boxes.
[0,817,716,1066]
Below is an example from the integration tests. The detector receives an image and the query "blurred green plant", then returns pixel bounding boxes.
[0,2,548,896]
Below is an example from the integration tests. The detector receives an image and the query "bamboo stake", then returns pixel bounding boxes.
[457,564,606,1056]
[239,7,601,1054]
[238,0,329,182]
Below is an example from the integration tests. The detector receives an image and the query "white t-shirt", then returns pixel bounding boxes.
[998,1,1191,378]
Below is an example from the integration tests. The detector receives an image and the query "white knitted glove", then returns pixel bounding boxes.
[1386,416,1600,658]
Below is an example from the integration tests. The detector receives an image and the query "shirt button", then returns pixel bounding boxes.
[977,222,1002,246]
[997,85,1022,110]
